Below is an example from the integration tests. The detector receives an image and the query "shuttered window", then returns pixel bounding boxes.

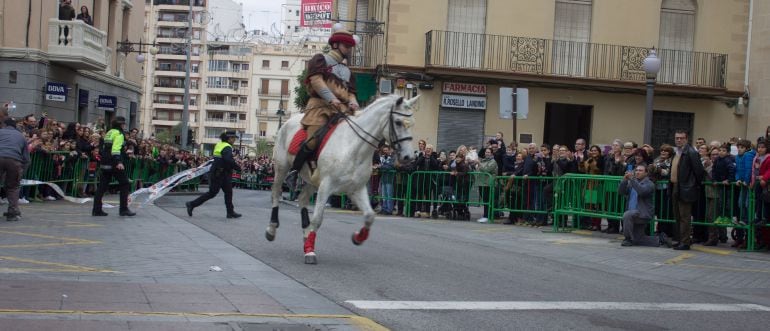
[445,0,486,69]
[355,0,369,32]
[658,0,696,84]
[552,0,592,77]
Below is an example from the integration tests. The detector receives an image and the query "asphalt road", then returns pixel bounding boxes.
[157,189,770,330]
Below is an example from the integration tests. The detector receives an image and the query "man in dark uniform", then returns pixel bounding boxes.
[92,117,135,217]
[284,26,359,188]
[185,131,242,219]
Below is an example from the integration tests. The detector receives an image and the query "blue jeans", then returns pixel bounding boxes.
[738,186,750,223]
[380,181,394,213]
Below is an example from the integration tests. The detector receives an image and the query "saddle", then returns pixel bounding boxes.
[288,123,339,159]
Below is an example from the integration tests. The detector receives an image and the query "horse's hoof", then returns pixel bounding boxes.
[352,234,363,246]
[304,252,317,264]
[265,225,278,242]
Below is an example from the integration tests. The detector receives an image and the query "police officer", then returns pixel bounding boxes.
[185,130,242,219]
[92,116,135,217]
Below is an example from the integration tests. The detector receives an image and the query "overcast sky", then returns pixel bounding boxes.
[240,0,284,34]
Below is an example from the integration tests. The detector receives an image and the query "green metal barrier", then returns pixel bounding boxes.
[654,181,755,251]
[491,176,554,224]
[553,174,760,251]
[552,174,628,232]
[405,171,493,220]
[368,170,410,215]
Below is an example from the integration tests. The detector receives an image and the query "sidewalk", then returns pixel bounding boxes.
[0,200,386,330]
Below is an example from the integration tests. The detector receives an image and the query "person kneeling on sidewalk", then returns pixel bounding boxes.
[619,164,671,247]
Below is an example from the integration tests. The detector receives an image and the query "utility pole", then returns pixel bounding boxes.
[180,0,192,150]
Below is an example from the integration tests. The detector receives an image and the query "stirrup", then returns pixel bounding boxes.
[285,170,298,190]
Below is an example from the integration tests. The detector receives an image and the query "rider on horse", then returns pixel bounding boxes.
[284,26,360,189]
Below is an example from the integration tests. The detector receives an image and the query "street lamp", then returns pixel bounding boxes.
[276,103,286,129]
[276,92,287,129]
[642,47,661,145]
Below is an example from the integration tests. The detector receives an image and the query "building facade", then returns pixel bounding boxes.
[253,44,317,144]
[141,0,258,154]
[337,0,756,151]
[0,0,145,127]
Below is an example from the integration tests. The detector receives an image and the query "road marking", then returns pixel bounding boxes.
[674,263,770,274]
[6,221,102,229]
[664,252,695,265]
[344,301,770,312]
[0,309,388,330]
[0,256,117,273]
[0,230,101,249]
[691,245,734,256]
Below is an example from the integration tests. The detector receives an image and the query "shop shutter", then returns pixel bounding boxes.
[437,109,485,153]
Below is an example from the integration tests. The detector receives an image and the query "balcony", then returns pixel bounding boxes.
[425,30,728,89]
[258,89,286,98]
[47,19,108,71]
[203,118,247,129]
[205,102,247,112]
[206,85,249,95]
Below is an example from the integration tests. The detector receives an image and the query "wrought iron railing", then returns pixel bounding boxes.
[425,30,727,88]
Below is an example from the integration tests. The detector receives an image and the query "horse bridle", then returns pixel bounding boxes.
[342,103,413,152]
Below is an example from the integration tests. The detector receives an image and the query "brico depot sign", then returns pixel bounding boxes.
[300,0,333,28]
[442,82,487,96]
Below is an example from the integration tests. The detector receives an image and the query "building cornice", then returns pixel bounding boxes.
[1,47,142,94]
[0,48,50,63]
[79,70,144,94]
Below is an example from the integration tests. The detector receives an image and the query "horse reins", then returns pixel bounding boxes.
[335,102,414,151]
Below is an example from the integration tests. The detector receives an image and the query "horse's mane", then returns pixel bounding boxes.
[352,95,405,118]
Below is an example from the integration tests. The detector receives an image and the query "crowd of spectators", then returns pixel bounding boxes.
[369,130,770,251]
[1,113,216,204]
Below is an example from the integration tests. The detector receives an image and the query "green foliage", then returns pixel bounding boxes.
[294,68,310,109]
[154,123,183,145]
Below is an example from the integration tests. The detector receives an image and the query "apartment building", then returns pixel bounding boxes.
[0,0,145,127]
[141,0,257,154]
[253,44,317,143]
[335,0,761,151]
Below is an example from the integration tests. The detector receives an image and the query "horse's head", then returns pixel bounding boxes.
[386,95,419,162]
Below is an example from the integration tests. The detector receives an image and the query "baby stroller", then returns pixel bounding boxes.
[437,184,455,219]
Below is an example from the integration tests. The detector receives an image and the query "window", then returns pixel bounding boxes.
[658,0,696,84]
[239,113,246,120]
[207,77,229,88]
[294,26,300,32]
[280,80,289,95]
[191,63,199,73]
[281,61,289,69]
[241,63,249,70]
[230,97,240,106]
[240,97,248,104]
[446,0,486,68]
[262,60,270,68]
[240,81,248,87]
[208,95,226,105]
[261,79,269,94]
[208,60,229,71]
[259,122,267,137]
[259,99,268,111]
[232,63,241,72]
[552,0,592,76]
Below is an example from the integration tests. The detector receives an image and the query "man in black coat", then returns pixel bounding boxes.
[669,129,705,250]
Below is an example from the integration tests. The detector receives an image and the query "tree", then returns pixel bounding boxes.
[154,123,183,145]
[293,68,309,109]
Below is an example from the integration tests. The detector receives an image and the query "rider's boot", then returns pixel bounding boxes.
[285,143,314,190]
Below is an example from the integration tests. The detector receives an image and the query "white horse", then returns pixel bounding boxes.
[268,95,419,264]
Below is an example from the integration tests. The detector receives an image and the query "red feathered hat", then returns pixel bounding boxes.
[328,29,356,46]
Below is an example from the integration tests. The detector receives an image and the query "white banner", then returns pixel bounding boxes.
[441,94,487,110]
[19,160,213,209]
[127,160,213,208]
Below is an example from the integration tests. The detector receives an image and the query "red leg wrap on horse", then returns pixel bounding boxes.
[355,227,369,243]
[304,231,316,254]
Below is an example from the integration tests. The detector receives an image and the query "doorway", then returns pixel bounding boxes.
[543,102,593,147]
